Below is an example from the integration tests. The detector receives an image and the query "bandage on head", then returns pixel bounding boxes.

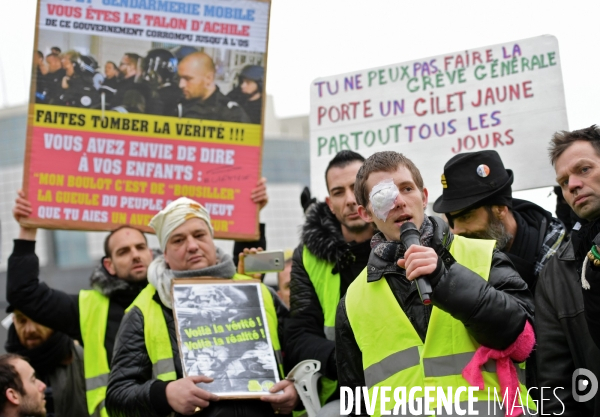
[369,178,399,221]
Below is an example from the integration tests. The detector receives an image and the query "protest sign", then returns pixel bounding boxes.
[310,35,568,201]
[171,279,280,398]
[23,0,271,239]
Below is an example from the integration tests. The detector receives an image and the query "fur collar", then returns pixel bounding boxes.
[301,202,347,263]
[88,249,160,296]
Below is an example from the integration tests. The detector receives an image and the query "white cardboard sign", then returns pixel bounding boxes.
[309,35,568,202]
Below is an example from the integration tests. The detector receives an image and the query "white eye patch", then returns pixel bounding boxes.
[369,178,399,221]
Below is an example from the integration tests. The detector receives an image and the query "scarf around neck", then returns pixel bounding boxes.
[5,325,73,379]
[371,215,434,270]
[148,247,237,308]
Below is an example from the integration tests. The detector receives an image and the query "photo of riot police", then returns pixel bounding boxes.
[34,31,265,124]
[173,283,280,395]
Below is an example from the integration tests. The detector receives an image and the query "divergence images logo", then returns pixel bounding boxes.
[573,368,598,402]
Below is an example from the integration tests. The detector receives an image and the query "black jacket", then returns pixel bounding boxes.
[179,87,250,123]
[6,240,144,363]
[106,288,289,417]
[536,238,600,416]
[6,229,265,364]
[285,202,371,382]
[336,217,534,396]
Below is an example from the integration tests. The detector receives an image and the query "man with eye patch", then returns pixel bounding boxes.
[434,150,565,295]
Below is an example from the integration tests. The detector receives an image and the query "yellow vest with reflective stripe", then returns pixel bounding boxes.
[346,236,536,417]
[127,274,284,383]
[302,246,339,405]
[79,289,110,417]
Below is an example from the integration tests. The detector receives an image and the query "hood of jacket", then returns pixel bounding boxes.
[512,198,553,227]
[301,201,348,264]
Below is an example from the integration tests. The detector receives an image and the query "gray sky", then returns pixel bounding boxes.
[1,0,598,128]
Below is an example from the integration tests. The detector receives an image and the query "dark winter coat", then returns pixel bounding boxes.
[106,287,289,417]
[285,202,371,382]
[6,239,145,363]
[179,86,250,123]
[336,217,535,397]
[536,237,600,416]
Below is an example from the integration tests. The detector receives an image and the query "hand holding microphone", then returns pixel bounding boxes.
[397,222,437,305]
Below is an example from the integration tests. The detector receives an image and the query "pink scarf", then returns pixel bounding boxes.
[462,321,535,417]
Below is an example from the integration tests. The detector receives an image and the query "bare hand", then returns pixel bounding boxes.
[237,247,263,279]
[13,190,36,240]
[397,245,438,281]
[260,379,299,415]
[165,375,219,415]
[250,177,268,211]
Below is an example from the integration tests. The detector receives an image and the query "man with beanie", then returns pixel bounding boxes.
[535,125,600,416]
[106,197,297,417]
[335,151,535,415]
[5,309,87,417]
[433,150,565,294]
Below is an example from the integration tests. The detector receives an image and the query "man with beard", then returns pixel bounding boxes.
[5,310,87,417]
[285,150,375,415]
[434,151,564,400]
[8,181,268,417]
[226,65,264,124]
[335,150,536,416]
[8,191,154,417]
[0,354,47,417]
[176,52,250,122]
[434,150,565,294]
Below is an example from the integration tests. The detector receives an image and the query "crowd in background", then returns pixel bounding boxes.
[3,119,600,415]
[33,45,264,124]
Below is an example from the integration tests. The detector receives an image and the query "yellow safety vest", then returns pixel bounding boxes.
[127,274,284,384]
[302,246,340,405]
[79,289,111,417]
[346,236,536,417]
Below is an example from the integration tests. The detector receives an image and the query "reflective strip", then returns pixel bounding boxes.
[324,326,335,341]
[152,358,176,379]
[423,352,526,384]
[364,346,420,388]
[85,373,109,391]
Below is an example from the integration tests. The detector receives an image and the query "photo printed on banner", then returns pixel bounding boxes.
[172,281,280,397]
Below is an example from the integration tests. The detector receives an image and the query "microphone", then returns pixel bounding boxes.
[400,222,432,305]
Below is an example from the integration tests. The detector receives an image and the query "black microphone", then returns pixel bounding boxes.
[400,222,432,305]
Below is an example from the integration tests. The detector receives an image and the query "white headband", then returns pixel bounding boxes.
[149,197,214,250]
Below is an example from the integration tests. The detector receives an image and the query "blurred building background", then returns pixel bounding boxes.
[0,95,309,350]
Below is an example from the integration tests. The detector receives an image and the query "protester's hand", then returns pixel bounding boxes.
[397,245,438,281]
[237,247,263,279]
[13,190,37,241]
[61,76,70,89]
[260,379,299,415]
[165,375,219,415]
[250,177,268,211]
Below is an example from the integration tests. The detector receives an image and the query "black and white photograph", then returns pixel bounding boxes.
[172,281,280,397]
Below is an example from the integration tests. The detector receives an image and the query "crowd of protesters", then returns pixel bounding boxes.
[4,125,600,417]
[34,45,264,123]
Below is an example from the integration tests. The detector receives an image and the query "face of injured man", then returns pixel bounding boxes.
[164,218,217,271]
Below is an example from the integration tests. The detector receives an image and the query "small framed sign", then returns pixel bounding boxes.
[171,279,280,399]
